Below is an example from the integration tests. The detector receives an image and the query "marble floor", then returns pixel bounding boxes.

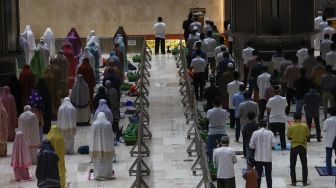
[0,54,335,188]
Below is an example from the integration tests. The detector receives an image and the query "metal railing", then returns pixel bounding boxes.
[176,41,214,188]
[129,36,152,188]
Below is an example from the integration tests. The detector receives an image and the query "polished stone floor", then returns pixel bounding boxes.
[0,54,335,188]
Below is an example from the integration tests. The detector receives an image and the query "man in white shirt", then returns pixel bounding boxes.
[320,34,333,60]
[216,46,227,67]
[266,85,288,150]
[214,37,227,59]
[189,16,202,34]
[314,11,324,50]
[242,41,255,83]
[249,121,277,188]
[322,20,336,40]
[323,108,336,175]
[207,97,228,162]
[326,43,336,69]
[296,41,309,67]
[227,72,244,129]
[204,31,217,74]
[213,135,237,188]
[186,26,200,67]
[320,16,328,39]
[154,17,166,54]
[257,66,271,120]
[191,50,206,100]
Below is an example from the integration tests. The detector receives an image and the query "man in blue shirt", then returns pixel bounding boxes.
[232,84,246,141]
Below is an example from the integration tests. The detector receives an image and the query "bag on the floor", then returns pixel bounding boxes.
[78,145,89,154]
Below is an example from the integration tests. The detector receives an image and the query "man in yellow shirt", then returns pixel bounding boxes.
[287,113,309,186]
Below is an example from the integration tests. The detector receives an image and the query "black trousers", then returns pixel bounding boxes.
[306,115,321,141]
[217,177,236,188]
[286,88,296,114]
[229,109,235,128]
[193,73,205,100]
[290,146,308,184]
[208,57,216,74]
[112,119,122,141]
[258,99,267,120]
[255,161,272,188]
[155,37,165,54]
[235,118,241,142]
[269,122,286,149]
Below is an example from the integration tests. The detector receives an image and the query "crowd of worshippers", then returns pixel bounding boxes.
[183,12,336,187]
[1,26,129,186]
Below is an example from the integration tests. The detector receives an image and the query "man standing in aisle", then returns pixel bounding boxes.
[266,85,288,150]
[207,97,228,162]
[321,65,336,120]
[237,91,259,156]
[249,121,277,188]
[284,57,300,114]
[323,108,336,175]
[191,50,206,101]
[257,66,271,120]
[204,31,217,74]
[154,17,166,54]
[242,42,255,84]
[303,83,322,142]
[287,113,309,186]
[213,135,237,188]
[326,43,336,70]
[227,72,244,129]
[314,11,324,50]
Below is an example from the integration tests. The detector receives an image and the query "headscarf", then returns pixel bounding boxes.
[70,74,90,108]
[94,99,113,124]
[19,34,29,66]
[28,90,44,111]
[42,28,56,57]
[55,50,69,81]
[57,97,76,138]
[0,100,8,157]
[30,49,47,79]
[77,58,96,108]
[11,131,32,168]
[18,105,40,149]
[66,27,82,58]
[86,30,100,48]
[61,41,77,89]
[105,80,120,120]
[93,86,111,112]
[0,86,18,141]
[36,139,60,188]
[46,125,66,188]
[36,79,52,133]
[90,112,115,160]
[22,25,36,63]
[88,42,100,83]
[103,67,121,91]
[43,63,62,117]
[80,47,96,75]
[37,37,50,65]
[19,65,36,107]
[7,74,23,115]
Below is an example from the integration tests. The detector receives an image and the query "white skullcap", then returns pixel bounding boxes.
[192,26,198,31]
[227,63,234,68]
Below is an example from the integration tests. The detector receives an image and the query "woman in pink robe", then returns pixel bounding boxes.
[62,41,77,89]
[1,86,18,141]
[0,100,8,157]
[11,131,32,181]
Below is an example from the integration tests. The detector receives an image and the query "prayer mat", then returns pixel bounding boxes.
[315,166,336,176]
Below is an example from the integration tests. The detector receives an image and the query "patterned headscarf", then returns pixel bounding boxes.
[27,90,44,111]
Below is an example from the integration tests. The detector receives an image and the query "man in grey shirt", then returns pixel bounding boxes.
[186,26,200,68]
[321,65,336,119]
[191,50,206,100]
[302,48,317,79]
[237,91,259,157]
[207,97,228,162]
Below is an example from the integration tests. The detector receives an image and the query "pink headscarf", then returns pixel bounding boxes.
[11,131,32,168]
[1,86,18,141]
